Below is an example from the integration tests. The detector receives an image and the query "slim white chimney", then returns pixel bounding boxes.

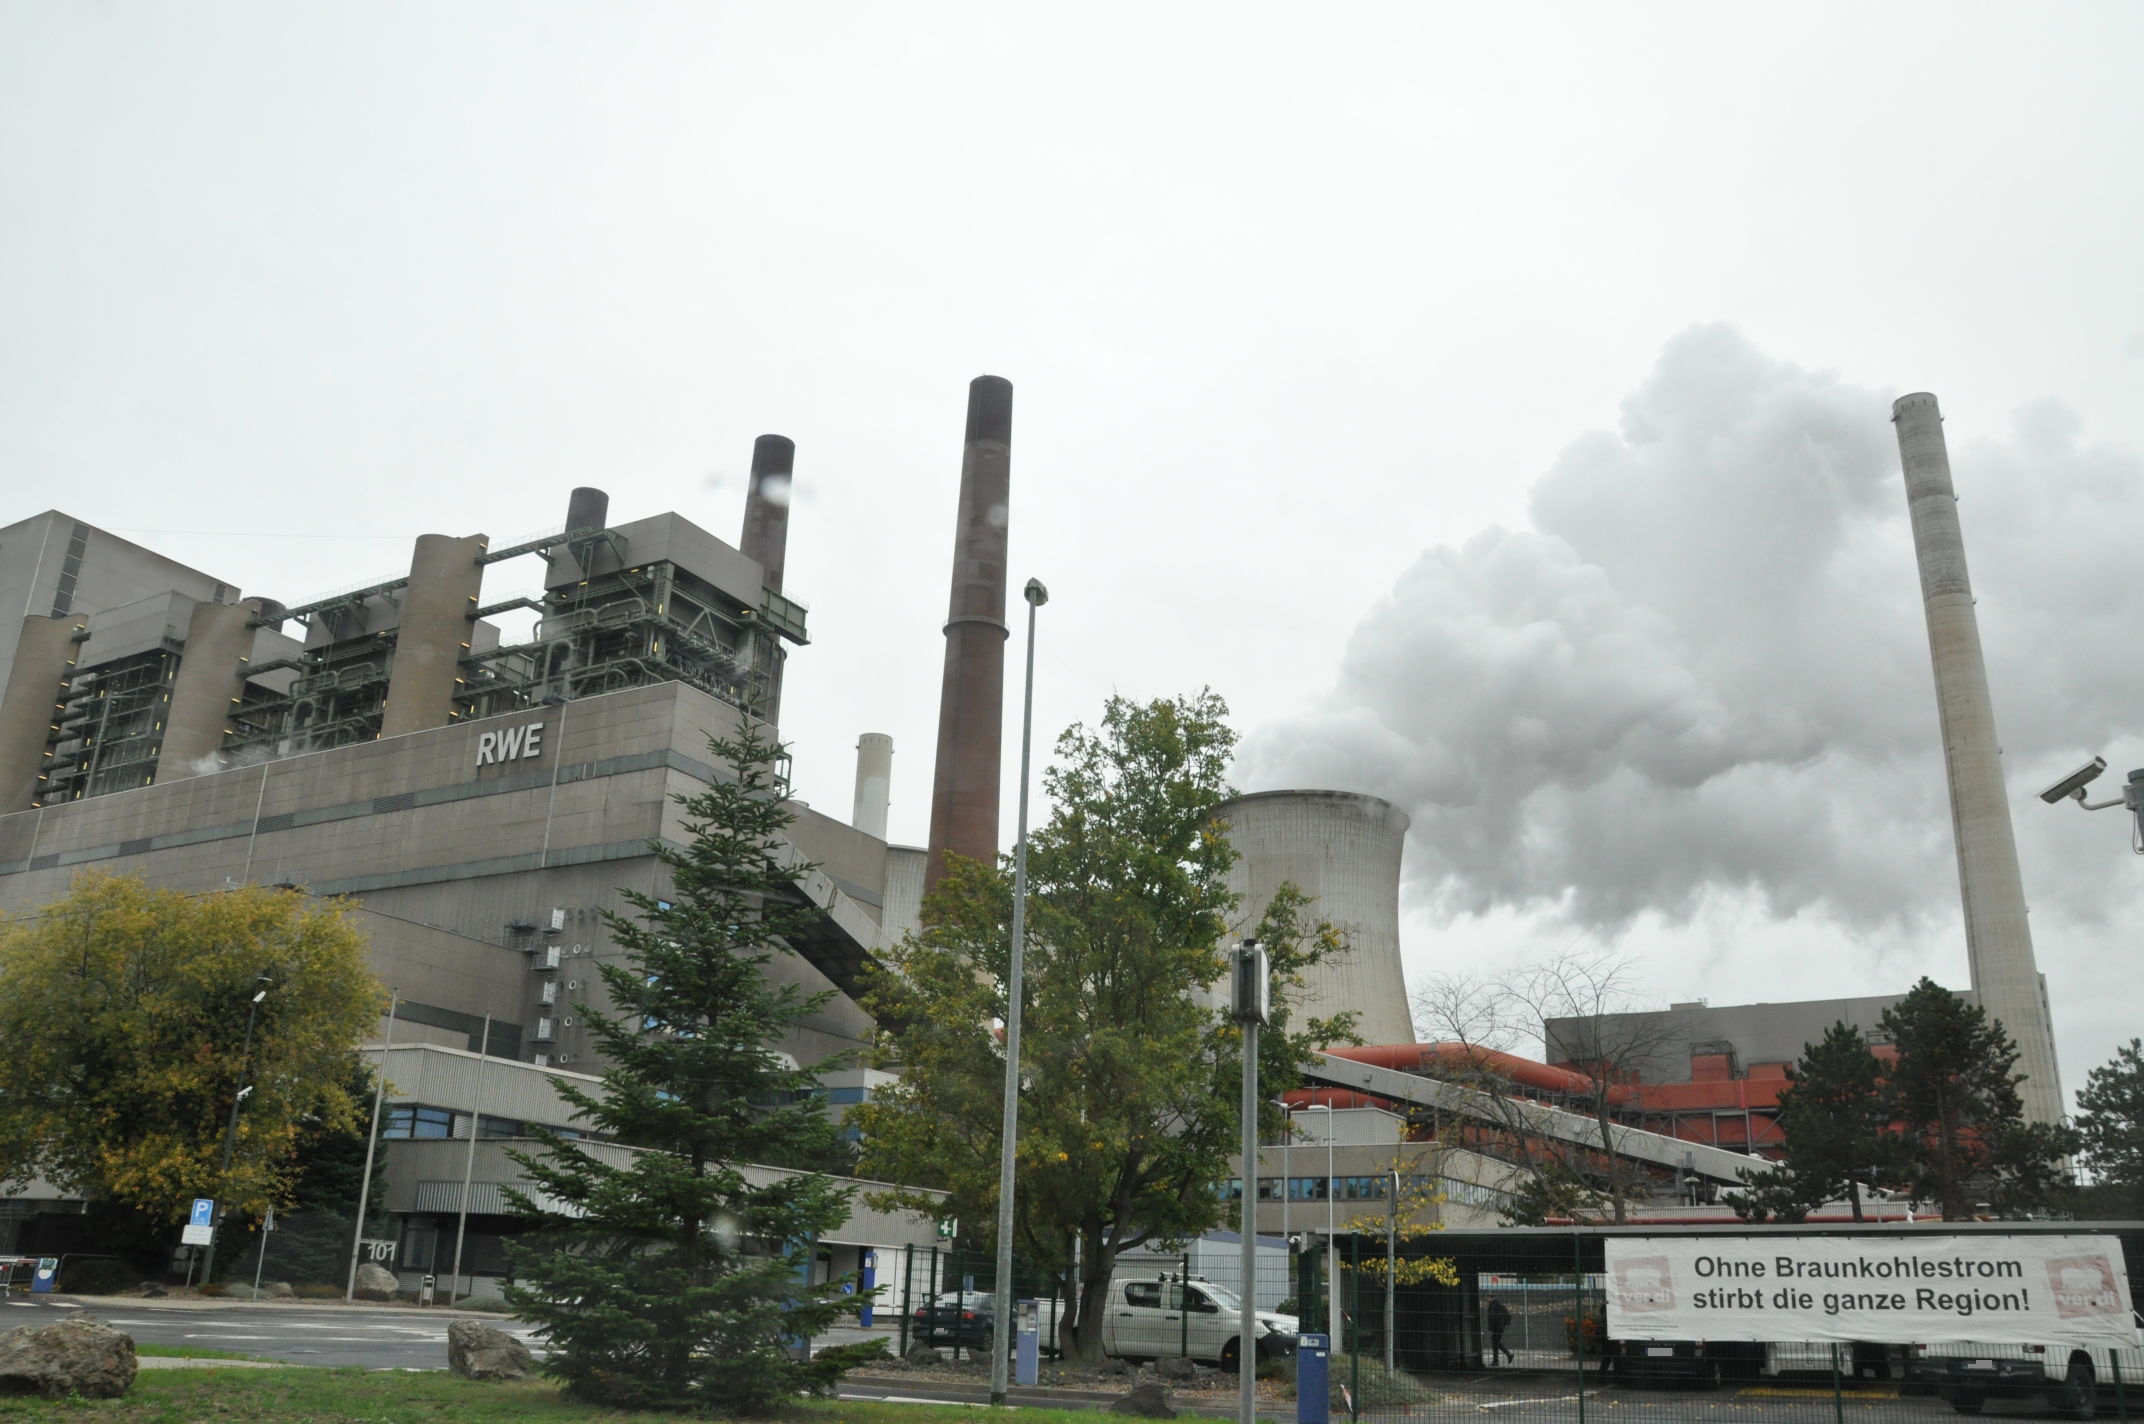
[852,733,893,841]
[1893,393,2063,1127]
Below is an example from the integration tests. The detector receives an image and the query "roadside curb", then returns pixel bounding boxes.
[842,1372,1300,1419]
[35,1292,504,1321]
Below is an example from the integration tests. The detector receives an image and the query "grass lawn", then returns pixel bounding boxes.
[0,1367,1105,1423]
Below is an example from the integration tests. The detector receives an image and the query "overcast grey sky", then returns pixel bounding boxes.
[6,4,2142,1100]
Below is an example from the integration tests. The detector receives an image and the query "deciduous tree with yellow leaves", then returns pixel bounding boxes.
[0,873,381,1266]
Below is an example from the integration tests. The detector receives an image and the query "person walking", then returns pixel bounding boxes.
[1485,1295,1514,1365]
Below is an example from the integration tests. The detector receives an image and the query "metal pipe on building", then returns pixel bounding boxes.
[163,598,272,781]
[924,376,1012,896]
[379,533,488,739]
[565,486,609,534]
[0,614,84,812]
[740,435,795,594]
[1891,393,2064,1127]
[852,733,893,841]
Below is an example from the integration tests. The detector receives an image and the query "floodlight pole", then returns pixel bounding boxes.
[1233,940,1268,1424]
[989,577,1047,1407]
[448,1012,493,1305]
[347,990,400,1301]
[201,977,272,1284]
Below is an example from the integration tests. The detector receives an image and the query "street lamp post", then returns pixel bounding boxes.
[989,577,1047,1408]
[1295,1102,1339,1346]
[1270,1099,1294,1238]
[200,977,271,1283]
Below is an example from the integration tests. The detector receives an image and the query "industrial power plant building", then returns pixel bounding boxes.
[0,376,1426,1283]
[0,381,2070,1269]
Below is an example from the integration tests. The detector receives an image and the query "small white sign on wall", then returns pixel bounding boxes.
[475,721,545,767]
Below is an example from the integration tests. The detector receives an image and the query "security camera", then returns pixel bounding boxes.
[2039,757,2107,804]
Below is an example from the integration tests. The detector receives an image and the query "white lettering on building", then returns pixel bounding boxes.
[475,721,546,767]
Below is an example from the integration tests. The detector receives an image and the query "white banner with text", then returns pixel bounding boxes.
[1604,1235,2139,1348]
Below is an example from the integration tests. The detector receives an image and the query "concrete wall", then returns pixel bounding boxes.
[0,512,235,693]
[0,680,878,1073]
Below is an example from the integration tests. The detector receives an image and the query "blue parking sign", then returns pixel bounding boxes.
[190,1198,214,1228]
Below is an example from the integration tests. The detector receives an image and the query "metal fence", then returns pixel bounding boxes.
[1317,1226,2144,1424]
[880,1225,2144,1424]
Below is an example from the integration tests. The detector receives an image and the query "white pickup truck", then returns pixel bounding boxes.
[1099,1274,1298,1371]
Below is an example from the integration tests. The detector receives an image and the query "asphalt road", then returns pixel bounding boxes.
[3,1298,2055,1423]
[2,1295,545,1371]
[3,1295,904,1373]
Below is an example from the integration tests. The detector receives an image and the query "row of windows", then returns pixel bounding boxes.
[1217,1173,1518,1209]
[384,1105,527,1140]
[1218,1173,1430,1203]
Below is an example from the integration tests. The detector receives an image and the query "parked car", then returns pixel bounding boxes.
[1100,1275,1297,1372]
[911,1290,1065,1355]
[1918,1341,2140,1418]
[912,1290,996,1347]
[1599,1338,1765,1388]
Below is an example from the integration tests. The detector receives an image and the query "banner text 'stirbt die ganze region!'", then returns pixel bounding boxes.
[1604,1236,2139,1348]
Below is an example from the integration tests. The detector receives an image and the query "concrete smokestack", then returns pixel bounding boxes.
[853,732,893,841]
[380,533,487,738]
[162,598,270,780]
[1892,392,2064,1127]
[923,376,1012,895]
[0,614,84,812]
[740,435,795,593]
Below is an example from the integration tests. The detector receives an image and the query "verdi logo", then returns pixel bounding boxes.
[2047,1255,2122,1320]
[1614,1255,1675,1313]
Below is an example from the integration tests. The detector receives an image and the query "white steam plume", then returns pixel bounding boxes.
[1240,324,2144,940]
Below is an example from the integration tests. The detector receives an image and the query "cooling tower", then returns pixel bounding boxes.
[1892,393,2064,1127]
[1213,790,1416,1046]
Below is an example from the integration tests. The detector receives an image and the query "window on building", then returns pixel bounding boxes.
[385,1105,455,1139]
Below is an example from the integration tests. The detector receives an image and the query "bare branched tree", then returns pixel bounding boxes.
[1411,948,1692,1223]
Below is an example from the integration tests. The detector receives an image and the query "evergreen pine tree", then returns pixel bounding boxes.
[1880,978,2074,1221]
[2072,1039,2144,1218]
[507,722,857,1413]
[1728,1021,1886,1223]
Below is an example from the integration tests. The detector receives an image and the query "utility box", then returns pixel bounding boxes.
[419,1274,436,1307]
[1296,1333,1329,1424]
[1015,1299,1040,1386]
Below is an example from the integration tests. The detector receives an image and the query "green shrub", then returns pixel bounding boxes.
[1330,1353,1426,1410]
[799,1338,891,1396]
[58,1258,134,1295]
[455,1295,514,1315]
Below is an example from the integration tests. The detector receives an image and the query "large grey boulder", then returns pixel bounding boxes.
[0,1316,138,1399]
[1110,1381,1176,1418]
[353,1263,399,1300]
[1153,1355,1197,1381]
[446,1319,535,1381]
[903,1343,943,1366]
[264,1281,295,1300]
